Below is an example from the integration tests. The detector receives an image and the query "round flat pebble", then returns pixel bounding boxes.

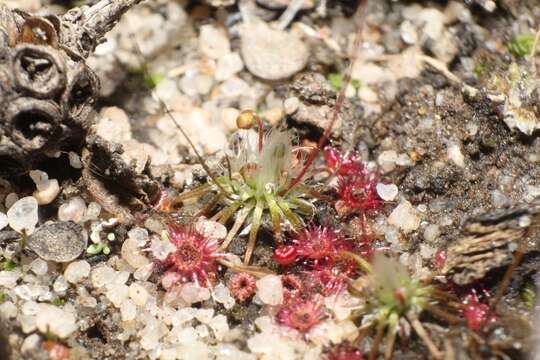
[27,221,86,263]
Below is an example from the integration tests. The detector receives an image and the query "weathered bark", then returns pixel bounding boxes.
[0,0,145,177]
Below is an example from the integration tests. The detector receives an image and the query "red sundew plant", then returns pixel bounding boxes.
[325,346,364,360]
[276,297,326,333]
[274,226,352,267]
[461,291,496,330]
[228,272,256,302]
[281,274,304,301]
[161,224,223,287]
[324,147,384,220]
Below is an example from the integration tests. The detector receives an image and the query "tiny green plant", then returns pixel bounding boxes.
[0,259,17,271]
[173,110,317,264]
[346,253,460,360]
[507,34,536,57]
[86,242,111,255]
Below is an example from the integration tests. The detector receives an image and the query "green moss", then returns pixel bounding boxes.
[328,73,343,91]
[507,34,536,57]
[473,63,486,78]
[0,259,16,271]
[144,73,165,88]
[51,298,66,306]
[521,282,535,310]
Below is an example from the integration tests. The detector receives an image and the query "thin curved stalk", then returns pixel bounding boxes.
[384,318,398,360]
[265,194,283,243]
[217,201,242,225]
[408,314,442,360]
[244,200,264,264]
[219,203,253,251]
[173,183,213,203]
[369,320,386,360]
[277,200,302,229]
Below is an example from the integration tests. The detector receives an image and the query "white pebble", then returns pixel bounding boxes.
[212,283,235,309]
[7,196,39,235]
[53,276,68,293]
[195,218,227,241]
[283,97,300,115]
[377,150,398,173]
[0,301,17,318]
[376,183,398,201]
[129,282,149,306]
[121,299,137,321]
[35,303,78,338]
[58,197,86,222]
[21,334,40,354]
[5,193,18,209]
[64,260,91,284]
[388,201,420,233]
[0,270,21,288]
[423,224,440,243]
[199,25,230,59]
[20,315,37,333]
[255,275,283,306]
[91,265,115,288]
[121,238,150,269]
[68,152,83,169]
[181,282,211,304]
[0,212,7,230]
[209,314,229,341]
[447,143,465,167]
[29,258,48,276]
[195,308,215,324]
[30,170,60,205]
[84,202,101,221]
[106,284,129,307]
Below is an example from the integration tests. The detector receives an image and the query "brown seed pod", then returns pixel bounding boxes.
[12,44,66,99]
[5,97,62,152]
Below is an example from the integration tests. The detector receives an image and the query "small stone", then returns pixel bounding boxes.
[29,170,60,205]
[376,183,398,201]
[128,228,149,246]
[58,197,87,223]
[29,258,48,276]
[68,152,83,169]
[377,150,398,173]
[195,218,227,241]
[262,107,284,126]
[134,263,154,281]
[181,282,211,304]
[400,20,418,44]
[129,282,149,306]
[21,334,40,354]
[447,143,465,167]
[213,283,235,309]
[53,275,68,293]
[215,52,243,81]
[64,260,91,284]
[199,25,230,59]
[241,22,308,80]
[195,308,215,324]
[121,299,137,321]
[283,97,299,115]
[91,266,115,288]
[5,193,18,209]
[0,301,17,318]
[0,212,7,230]
[0,270,21,288]
[221,107,241,133]
[27,221,86,263]
[388,201,420,233]
[35,303,77,338]
[95,107,131,143]
[7,196,38,235]
[20,315,37,333]
[423,224,441,243]
[255,275,283,306]
[209,314,229,341]
[106,284,129,308]
[84,202,101,221]
[121,237,150,269]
